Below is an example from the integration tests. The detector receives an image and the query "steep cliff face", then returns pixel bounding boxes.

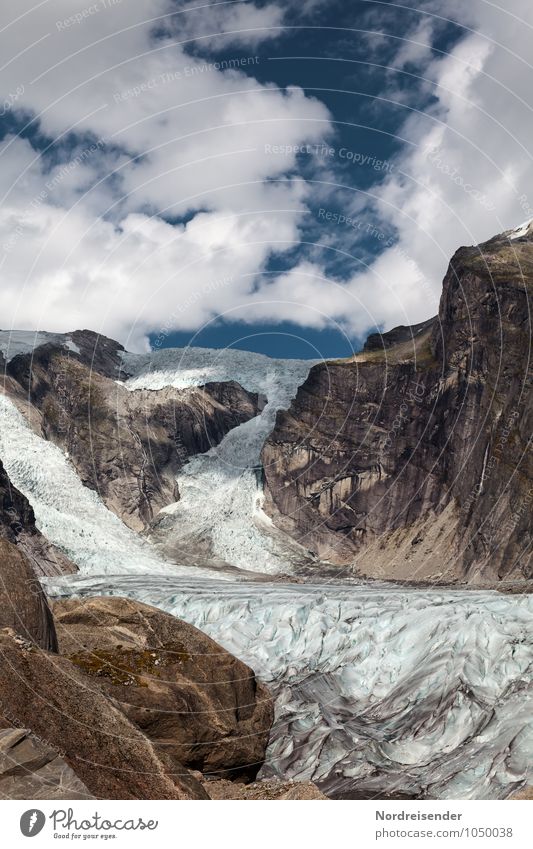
[0,539,58,651]
[262,226,533,583]
[4,332,262,531]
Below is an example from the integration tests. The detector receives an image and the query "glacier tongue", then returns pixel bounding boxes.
[47,573,533,800]
[123,346,316,573]
[0,394,224,580]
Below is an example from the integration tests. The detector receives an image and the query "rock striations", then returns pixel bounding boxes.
[262,227,532,583]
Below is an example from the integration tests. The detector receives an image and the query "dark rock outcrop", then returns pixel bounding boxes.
[7,342,262,531]
[263,227,533,583]
[0,539,57,652]
[0,631,208,799]
[0,727,92,799]
[52,596,274,781]
[363,317,435,352]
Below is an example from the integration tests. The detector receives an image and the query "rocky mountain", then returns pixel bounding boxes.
[3,330,263,531]
[0,538,57,651]
[0,220,531,801]
[262,224,533,584]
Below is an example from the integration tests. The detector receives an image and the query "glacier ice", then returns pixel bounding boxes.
[123,346,317,573]
[0,394,225,580]
[0,330,75,362]
[47,572,533,800]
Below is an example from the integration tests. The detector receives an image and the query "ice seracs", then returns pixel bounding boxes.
[123,346,317,574]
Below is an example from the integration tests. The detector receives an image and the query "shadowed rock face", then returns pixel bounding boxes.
[0,539,57,652]
[6,332,263,531]
[262,229,533,583]
[52,596,274,781]
[0,728,92,800]
[0,631,208,799]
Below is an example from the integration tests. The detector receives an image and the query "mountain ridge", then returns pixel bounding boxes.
[262,226,533,584]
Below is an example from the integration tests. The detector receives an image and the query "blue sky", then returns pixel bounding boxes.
[0,1,531,357]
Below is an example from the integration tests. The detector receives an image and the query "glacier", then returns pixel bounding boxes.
[48,572,533,800]
[0,344,531,800]
[122,346,317,573]
[0,393,224,580]
[0,330,79,362]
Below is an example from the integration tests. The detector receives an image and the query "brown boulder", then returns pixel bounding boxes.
[52,596,274,780]
[202,778,327,800]
[0,539,57,651]
[510,786,533,799]
[0,631,207,799]
[0,727,92,799]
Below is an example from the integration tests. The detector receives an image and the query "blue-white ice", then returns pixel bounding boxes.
[121,345,317,396]
[122,346,317,573]
[48,572,533,800]
[0,329,79,362]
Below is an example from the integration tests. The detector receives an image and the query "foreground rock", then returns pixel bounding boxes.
[263,225,533,584]
[0,631,207,799]
[203,778,327,800]
[53,596,274,780]
[0,728,92,799]
[0,539,57,651]
[510,786,533,799]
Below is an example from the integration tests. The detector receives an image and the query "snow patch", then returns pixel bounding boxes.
[509,218,533,240]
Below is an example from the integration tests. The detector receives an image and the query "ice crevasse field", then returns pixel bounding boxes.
[0,343,532,799]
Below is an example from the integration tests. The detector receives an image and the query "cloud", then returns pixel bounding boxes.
[251,0,533,336]
[0,135,312,351]
[390,17,435,71]
[169,0,285,50]
[0,1,331,347]
[370,0,533,297]
[0,0,532,349]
